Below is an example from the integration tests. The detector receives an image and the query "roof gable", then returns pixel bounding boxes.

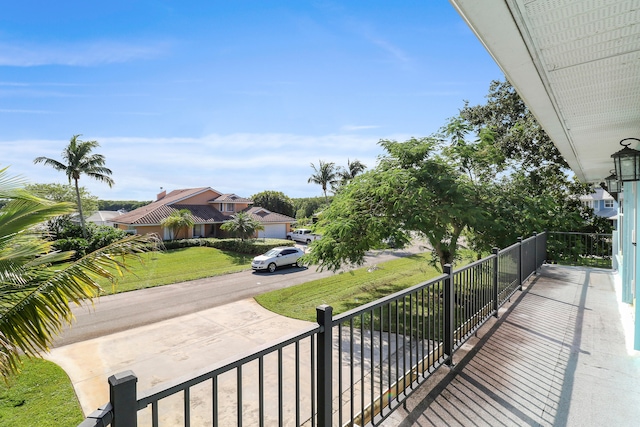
[165,188,223,205]
[242,206,295,224]
[115,187,222,225]
[212,193,253,204]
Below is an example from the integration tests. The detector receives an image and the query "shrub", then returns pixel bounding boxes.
[54,238,90,258]
[88,227,129,253]
[161,238,294,254]
[49,218,130,258]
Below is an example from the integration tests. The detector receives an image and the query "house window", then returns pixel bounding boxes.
[582,200,594,209]
[225,203,234,212]
[604,199,614,209]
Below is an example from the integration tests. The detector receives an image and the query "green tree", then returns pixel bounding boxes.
[160,209,194,240]
[250,191,295,217]
[34,135,114,239]
[441,116,505,185]
[292,196,328,221]
[0,166,157,378]
[305,137,484,271]
[457,79,607,254]
[25,183,99,217]
[220,211,264,241]
[308,160,338,202]
[460,79,566,170]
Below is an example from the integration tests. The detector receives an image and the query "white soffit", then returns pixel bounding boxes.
[450,0,640,183]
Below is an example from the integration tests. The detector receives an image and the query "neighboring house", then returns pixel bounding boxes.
[112,187,295,240]
[70,210,125,227]
[85,210,125,226]
[580,188,618,228]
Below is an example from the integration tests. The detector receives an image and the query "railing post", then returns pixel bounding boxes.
[443,264,454,366]
[109,371,138,427]
[533,232,538,274]
[492,248,499,317]
[316,305,333,427]
[517,237,523,291]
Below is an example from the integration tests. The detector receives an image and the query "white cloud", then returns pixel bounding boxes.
[0,40,170,67]
[0,109,55,114]
[3,132,416,200]
[366,35,410,63]
[341,125,381,131]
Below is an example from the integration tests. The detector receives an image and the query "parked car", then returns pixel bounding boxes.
[286,228,321,244]
[251,246,304,273]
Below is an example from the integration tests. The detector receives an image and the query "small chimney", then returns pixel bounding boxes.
[157,189,166,201]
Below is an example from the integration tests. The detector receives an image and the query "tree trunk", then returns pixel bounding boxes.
[74,179,87,239]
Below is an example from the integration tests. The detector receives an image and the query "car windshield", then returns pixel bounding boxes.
[263,249,279,257]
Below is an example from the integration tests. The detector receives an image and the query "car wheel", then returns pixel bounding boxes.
[286,236,292,240]
[306,239,311,244]
[268,263,277,273]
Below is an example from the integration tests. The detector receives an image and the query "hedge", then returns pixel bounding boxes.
[161,238,294,254]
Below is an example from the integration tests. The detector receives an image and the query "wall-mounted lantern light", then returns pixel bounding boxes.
[612,138,640,182]
[603,170,621,201]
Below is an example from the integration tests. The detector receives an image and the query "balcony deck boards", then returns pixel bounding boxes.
[381,265,640,427]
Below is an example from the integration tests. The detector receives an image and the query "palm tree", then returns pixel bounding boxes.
[220,211,264,241]
[339,158,367,184]
[161,209,195,240]
[34,135,114,239]
[0,166,158,378]
[308,160,338,202]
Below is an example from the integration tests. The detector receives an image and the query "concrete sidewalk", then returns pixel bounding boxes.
[381,265,640,427]
[45,299,312,417]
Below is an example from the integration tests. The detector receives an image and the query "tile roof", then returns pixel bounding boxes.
[212,193,253,203]
[114,204,227,225]
[114,188,220,225]
[113,187,292,226]
[243,207,295,223]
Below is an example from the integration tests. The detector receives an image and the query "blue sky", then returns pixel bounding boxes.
[2,1,503,201]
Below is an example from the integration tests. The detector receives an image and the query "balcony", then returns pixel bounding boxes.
[77,232,639,426]
[380,264,639,426]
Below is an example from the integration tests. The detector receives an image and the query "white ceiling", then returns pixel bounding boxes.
[450,0,640,183]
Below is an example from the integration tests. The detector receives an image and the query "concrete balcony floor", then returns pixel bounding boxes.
[382,265,640,427]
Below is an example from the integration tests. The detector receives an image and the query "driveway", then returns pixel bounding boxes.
[46,243,427,417]
[52,244,425,347]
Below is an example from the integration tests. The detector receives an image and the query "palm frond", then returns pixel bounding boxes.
[0,233,160,378]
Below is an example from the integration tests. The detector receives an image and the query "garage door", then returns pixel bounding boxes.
[259,224,287,239]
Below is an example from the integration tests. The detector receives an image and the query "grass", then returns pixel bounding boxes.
[95,246,253,295]
[24,245,472,425]
[255,251,476,322]
[0,358,83,427]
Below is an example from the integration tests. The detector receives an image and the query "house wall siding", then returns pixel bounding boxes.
[620,181,640,350]
[633,182,640,350]
[134,225,163,237]
[220,202,251,215]
[180,190,221,205]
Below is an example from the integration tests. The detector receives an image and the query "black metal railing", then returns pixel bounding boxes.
[79,232,549,427]
[546,231,612,269]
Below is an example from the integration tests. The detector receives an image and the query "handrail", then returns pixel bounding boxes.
[137,323,319,407]
[80,232,557,427]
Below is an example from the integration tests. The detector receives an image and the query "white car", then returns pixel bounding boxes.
[251,246,304,273]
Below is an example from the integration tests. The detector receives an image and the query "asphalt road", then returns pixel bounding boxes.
[53,245,425,347]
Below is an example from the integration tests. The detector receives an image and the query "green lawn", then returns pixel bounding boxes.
[96,246,253,294]
[255,252,475,322]
[22,245,473,425]
[0,358,83,427]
